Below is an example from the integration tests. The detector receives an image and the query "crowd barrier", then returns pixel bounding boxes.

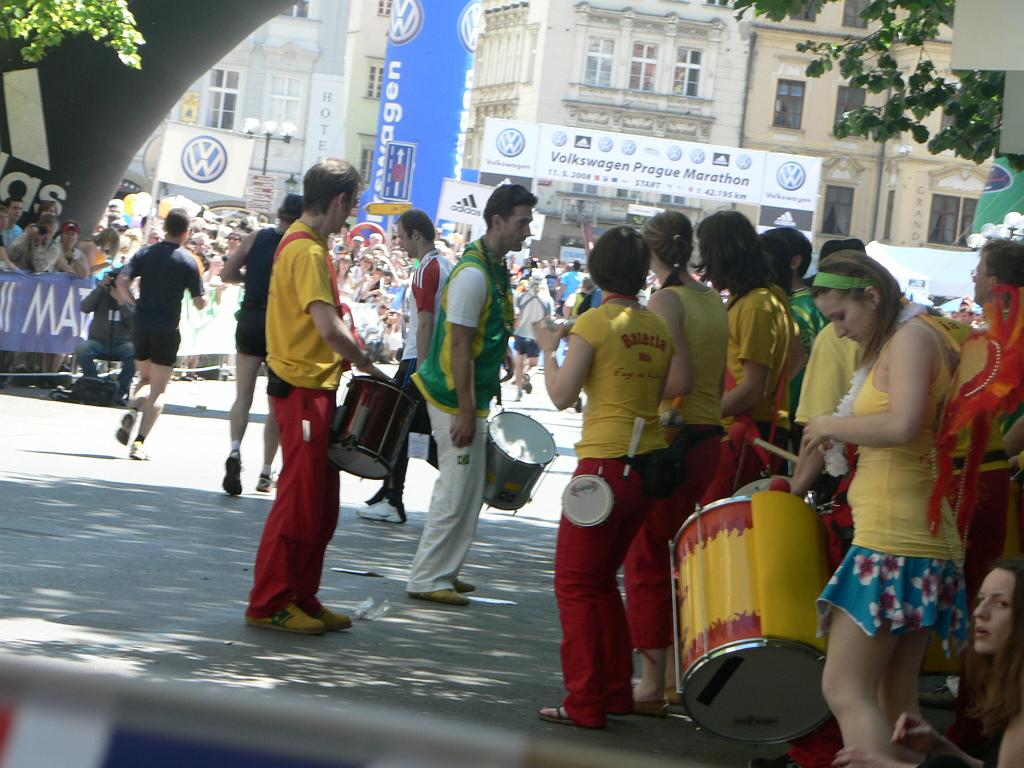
[0,654,679,768]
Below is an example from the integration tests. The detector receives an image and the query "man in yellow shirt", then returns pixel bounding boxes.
[245,158,384,636]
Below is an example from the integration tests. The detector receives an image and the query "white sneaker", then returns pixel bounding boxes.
[357,499,405,524]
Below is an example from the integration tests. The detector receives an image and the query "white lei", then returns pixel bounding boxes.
[823,302,929,476]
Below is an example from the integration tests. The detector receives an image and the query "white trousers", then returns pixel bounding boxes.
[406,403,488,593]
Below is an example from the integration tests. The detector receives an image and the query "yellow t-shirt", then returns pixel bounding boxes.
[795,323,863,424]
[266,221,343,390]
[572,303,674,459]
[726,286,797,426]
[661,284,727,426]
[847,319,963,560]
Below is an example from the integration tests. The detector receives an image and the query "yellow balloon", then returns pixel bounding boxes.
[122,193,139,216]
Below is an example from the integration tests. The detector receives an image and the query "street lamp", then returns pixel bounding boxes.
[243,118,296,175]
[285,173,299,193]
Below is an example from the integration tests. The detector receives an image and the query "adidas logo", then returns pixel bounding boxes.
[450,194,481,215]
[0,67,65,213]
[773,210,796,227]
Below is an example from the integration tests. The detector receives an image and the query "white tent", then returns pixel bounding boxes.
[866,241,978,298]
[864,241,932,303]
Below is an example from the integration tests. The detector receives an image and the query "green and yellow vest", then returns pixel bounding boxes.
[413,239,513,416]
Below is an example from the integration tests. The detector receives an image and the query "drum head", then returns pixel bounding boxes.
[682,640,828,744]
[488,412,556,466]
[562,474,614,526]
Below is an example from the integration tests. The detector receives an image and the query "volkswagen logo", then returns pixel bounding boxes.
[496,127,526,158]
[181,135,228,183]
[598,137,613,153]
[776,161,807,191]
[690,148,705,164]
[667,145,682,162]
[622,140,636,156]
[737,154,752,170]
[389,0,424,45]
[552,131,567,147]
[458,2,481,53]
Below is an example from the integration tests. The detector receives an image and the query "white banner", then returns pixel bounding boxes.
[480,118,823,213]
[437,177,492,225]
[156,122,255,198]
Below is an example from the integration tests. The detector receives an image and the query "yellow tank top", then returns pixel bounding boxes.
[659,284,727,426]
[847,318,964,560]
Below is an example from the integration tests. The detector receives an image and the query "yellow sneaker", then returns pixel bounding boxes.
[313,606,352,632]
[245,603,325,635]
[408,589,470,606]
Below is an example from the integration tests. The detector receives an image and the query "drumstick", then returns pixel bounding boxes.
[751,437,799,464]
[623,416,645,477]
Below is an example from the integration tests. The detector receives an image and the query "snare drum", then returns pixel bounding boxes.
[562,473,614,526]
[328,376,416,479]
[483,411,556,510]
[673,490,830,743]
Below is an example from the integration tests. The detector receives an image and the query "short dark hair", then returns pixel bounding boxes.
[3,196,22,206]
[820,237,866,260]
[588,226,650,295]
[164,208,190,237]
[982,239,1024,287]
[303,158,361,215]
[397,208,435,242]
[482,184,537,230]
[761,227,813,281]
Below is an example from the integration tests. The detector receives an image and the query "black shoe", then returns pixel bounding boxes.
[223,452,242,496]
[748,755,800,768]
[365,487,388,506]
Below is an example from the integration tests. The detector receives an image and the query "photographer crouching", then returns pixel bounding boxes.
[75,269,135,402]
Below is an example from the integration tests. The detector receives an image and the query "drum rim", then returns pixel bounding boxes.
[486,411,557,467]
[346,374,415,401]
[679,637,828,744]
[672,495,754,548]
[561,473,613,526]
[327,442,392,479]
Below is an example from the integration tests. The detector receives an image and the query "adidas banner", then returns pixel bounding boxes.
[156,123,255,199]
[437,178,492,226]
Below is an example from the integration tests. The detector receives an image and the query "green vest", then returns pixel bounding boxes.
[413,239,512,416]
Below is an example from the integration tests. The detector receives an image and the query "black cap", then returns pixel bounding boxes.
[280,193,303,220]
[819,238,866,260]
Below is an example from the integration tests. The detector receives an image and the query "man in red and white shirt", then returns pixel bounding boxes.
[359,209,450,523]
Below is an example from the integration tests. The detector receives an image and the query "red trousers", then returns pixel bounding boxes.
[624,432,721,649]
[948,467,1010,751]
[700,421,788,505]
[555,458,654,728]
[247,386,339,618]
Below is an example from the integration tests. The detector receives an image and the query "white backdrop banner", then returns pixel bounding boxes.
[156,122,255,198]
[480,118,822,215]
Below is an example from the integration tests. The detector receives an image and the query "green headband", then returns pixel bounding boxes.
[813,272,874,291]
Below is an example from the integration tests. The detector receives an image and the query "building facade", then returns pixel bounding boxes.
[127,0,352,213]
[341,0,392,185]
[466,0,753,261]
[742,0,990,251]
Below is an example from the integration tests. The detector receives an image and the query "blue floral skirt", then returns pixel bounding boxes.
[817,545,968,655]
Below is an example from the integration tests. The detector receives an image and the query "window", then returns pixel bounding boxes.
[207,68,240,130]
[571,183,598,195]
[269,75,302,125]
[282,2,309,17]
[834,85,866,131]
[377,0,392,15]
[773,80,805,129]
[659,194,689,206]
[359,147,374,181]
[793,3,817,20]
[928,194,978,245]
[842,0,869,28]
[822,186,854,236]
[629,43,658,92]
[941,108,955,131]
[584,38,615,88]
[882,189,895,240]
[366,64,384,99]
[674,48,702,98]
[706,0,730,6]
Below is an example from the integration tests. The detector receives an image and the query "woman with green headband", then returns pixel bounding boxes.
[803,249,967,760]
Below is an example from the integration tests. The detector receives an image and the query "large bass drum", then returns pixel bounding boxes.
[673,490,830,743]
[328,376,416,479]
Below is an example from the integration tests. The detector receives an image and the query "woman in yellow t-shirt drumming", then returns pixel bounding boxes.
[802,251,967,758]
[534,227,674,729]
[695,211,803,504]
[623,211,728,714]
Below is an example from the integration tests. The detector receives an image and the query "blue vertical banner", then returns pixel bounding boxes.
[359,0,481,224]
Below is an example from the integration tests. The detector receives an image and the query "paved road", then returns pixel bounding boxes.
[0,373,812,766]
